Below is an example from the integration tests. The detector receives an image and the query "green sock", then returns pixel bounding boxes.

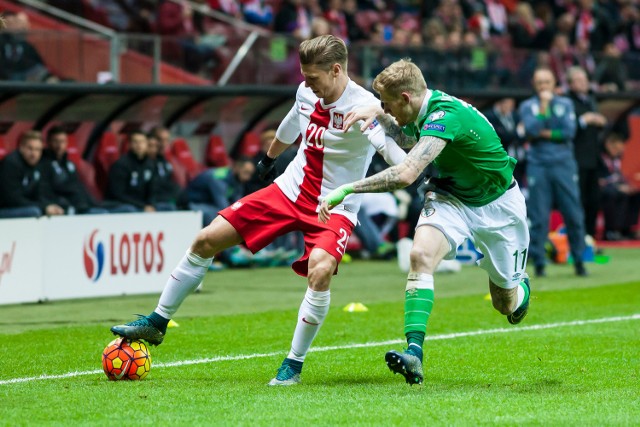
[403,273,434,351]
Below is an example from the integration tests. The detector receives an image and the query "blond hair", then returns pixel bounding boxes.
[0,15,6,30]
[372,59,427,97]
[19,130,43,146]
[299,35,348,71]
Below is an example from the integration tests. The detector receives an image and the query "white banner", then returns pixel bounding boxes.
[0,218,44,305]
[0,211,201,305]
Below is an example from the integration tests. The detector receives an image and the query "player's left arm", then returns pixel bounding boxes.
[319,135,447,222]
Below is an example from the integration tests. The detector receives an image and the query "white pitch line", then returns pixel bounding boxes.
[1,313,638,386]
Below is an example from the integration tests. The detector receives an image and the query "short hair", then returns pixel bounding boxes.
[299,35,348,71]
[47,125,66,142]
[149,125,168,139]
[372,59,427,97]
[19,130,42,146]
[566,66,587,83]
[128,130,146,141]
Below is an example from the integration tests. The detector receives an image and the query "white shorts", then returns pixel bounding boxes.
[416,181,529,289]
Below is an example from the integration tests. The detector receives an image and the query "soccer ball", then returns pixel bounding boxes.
[102,338,152,381]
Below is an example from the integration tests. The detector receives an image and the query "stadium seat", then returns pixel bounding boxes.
[65,134,82,165]
[75,159,103,201]
[0,135,7,160]
[238,131,262,158]
[205,135,231,167]
[171,138,205,180]
[94,132,120,193]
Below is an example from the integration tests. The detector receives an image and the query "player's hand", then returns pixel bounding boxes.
[318,184,354,223]
[344,105,384,132]
[257,155,277,183]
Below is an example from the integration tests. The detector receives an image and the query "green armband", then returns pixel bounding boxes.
[324,184,355,206]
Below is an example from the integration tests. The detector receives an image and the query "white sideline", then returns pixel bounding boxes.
[1,313,638,386]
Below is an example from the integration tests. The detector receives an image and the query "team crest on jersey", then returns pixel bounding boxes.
[427,111,446,121]
[553,104,566,116]
[231,201,243,211]
[421,207,435,217]
[368,119,379,130]
[332,112,344,130]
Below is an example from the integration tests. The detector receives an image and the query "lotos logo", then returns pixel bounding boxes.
[0,242,16,287]
[83,229,165,282]
[84,230,104,282]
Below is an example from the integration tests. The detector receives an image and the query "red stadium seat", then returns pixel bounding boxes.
[65,134,82,165]
[205,135,230,167]
[238,131,262,158]
[0,135,8,160]
[94,132,121,193]
[75,158,103,201]
[171,138,205,180]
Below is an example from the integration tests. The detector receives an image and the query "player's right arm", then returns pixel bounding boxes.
[344,105,416,149]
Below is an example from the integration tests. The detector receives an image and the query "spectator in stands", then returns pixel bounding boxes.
[147,131,181,211]
[594,43,627,92]
[598,132,640,240]
[509,2,548,50]
[0,12,58,83]
[157,0,219,74]
[105,130,156,213]
[273,0,313,40]
[574,0,615,52]
[0,131,64,218]
[0,14,5,30]
[241,0,273,27]
[566,66,608,238]
[180,157,255,227]
[484,97,525,185]
[519,67,587,277]
[42,126,109,215]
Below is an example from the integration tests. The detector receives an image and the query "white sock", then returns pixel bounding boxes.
[155,251,212,319]
[287,288,330,362]
[515,282,525,309]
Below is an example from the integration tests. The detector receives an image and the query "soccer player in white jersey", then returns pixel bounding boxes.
[111,35,406,385]
[319,59,531,385]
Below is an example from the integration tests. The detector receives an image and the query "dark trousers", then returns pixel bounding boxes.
[578,167,601,237]
[527,159,586,267]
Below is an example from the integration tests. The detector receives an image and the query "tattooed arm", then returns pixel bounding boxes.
[343,105,416,148]
[318,135,447,223]
[374,113,416,149]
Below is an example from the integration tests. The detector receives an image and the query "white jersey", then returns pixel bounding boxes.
[275,80,406,224]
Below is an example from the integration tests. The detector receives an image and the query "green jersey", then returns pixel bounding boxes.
[402,90,516,206]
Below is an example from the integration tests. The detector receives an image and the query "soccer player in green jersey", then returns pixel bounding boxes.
[318,59,531,385]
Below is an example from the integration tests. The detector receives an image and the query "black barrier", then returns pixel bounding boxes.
[0,82,639,158]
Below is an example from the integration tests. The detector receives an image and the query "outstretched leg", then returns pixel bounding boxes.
[111,216,243,345]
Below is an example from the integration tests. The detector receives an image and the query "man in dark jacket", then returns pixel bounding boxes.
[0,131,64,218]
[147,130,180,210]
[42,126,108,214]
[566,66,607,238]
[105,130,156,212]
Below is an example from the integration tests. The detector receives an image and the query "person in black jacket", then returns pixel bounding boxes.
[0,131,64,218]
[105,130,155,212]
[566,66,608,238]
[147,131,180,211]
[484,97,525,185]
[42,126,108,215]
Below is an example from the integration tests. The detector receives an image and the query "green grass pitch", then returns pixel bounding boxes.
[1,248,638,425]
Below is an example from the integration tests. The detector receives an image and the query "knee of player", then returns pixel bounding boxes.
[409,246,438,271]
[191,229,216,257]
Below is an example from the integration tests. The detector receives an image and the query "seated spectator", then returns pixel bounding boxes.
[105,130,170,213]
[594,43,627,92]
[0,12,58,82]
[0,131,64,218]
[598,132,640,240]
[42,126,109,215]
[179,157,255,226]
[147,130,180,210]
